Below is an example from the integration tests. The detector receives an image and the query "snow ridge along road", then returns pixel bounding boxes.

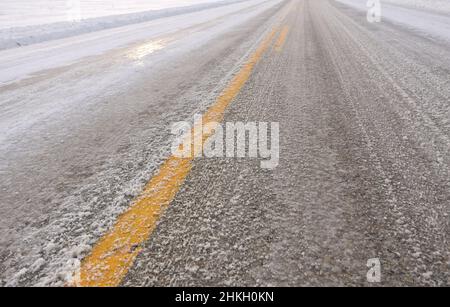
[0,0,248,50]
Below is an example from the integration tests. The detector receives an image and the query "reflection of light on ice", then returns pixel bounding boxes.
[127,40,166,60]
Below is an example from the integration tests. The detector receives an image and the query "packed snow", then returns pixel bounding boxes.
[337,0,450,14]
[0,0,241,49]
[0,0,230,28]
[337,0,450,43]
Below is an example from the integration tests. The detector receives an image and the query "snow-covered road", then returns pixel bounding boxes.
[0,0,449,287]
[0,0,260,84]
[0,0,284,286]
[0,1,250,50]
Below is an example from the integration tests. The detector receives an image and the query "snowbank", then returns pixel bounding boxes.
[337,0,450,14]
[383,0,450,13]
[0,0,242,50]
[337,0,450,43]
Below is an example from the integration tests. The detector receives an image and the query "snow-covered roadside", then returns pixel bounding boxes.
[0,0,231,28]
[0,0,243,50]
[383,0,450,13]
[337,0,450,14]
[337,0,450,43]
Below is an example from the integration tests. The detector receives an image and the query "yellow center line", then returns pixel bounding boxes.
[274,25,289,52]
[74,27,279,287]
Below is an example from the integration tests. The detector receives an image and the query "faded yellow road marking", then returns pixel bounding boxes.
[75,27,278,287]
[275,25,289,52]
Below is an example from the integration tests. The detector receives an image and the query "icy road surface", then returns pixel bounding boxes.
[0,0,449,286]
